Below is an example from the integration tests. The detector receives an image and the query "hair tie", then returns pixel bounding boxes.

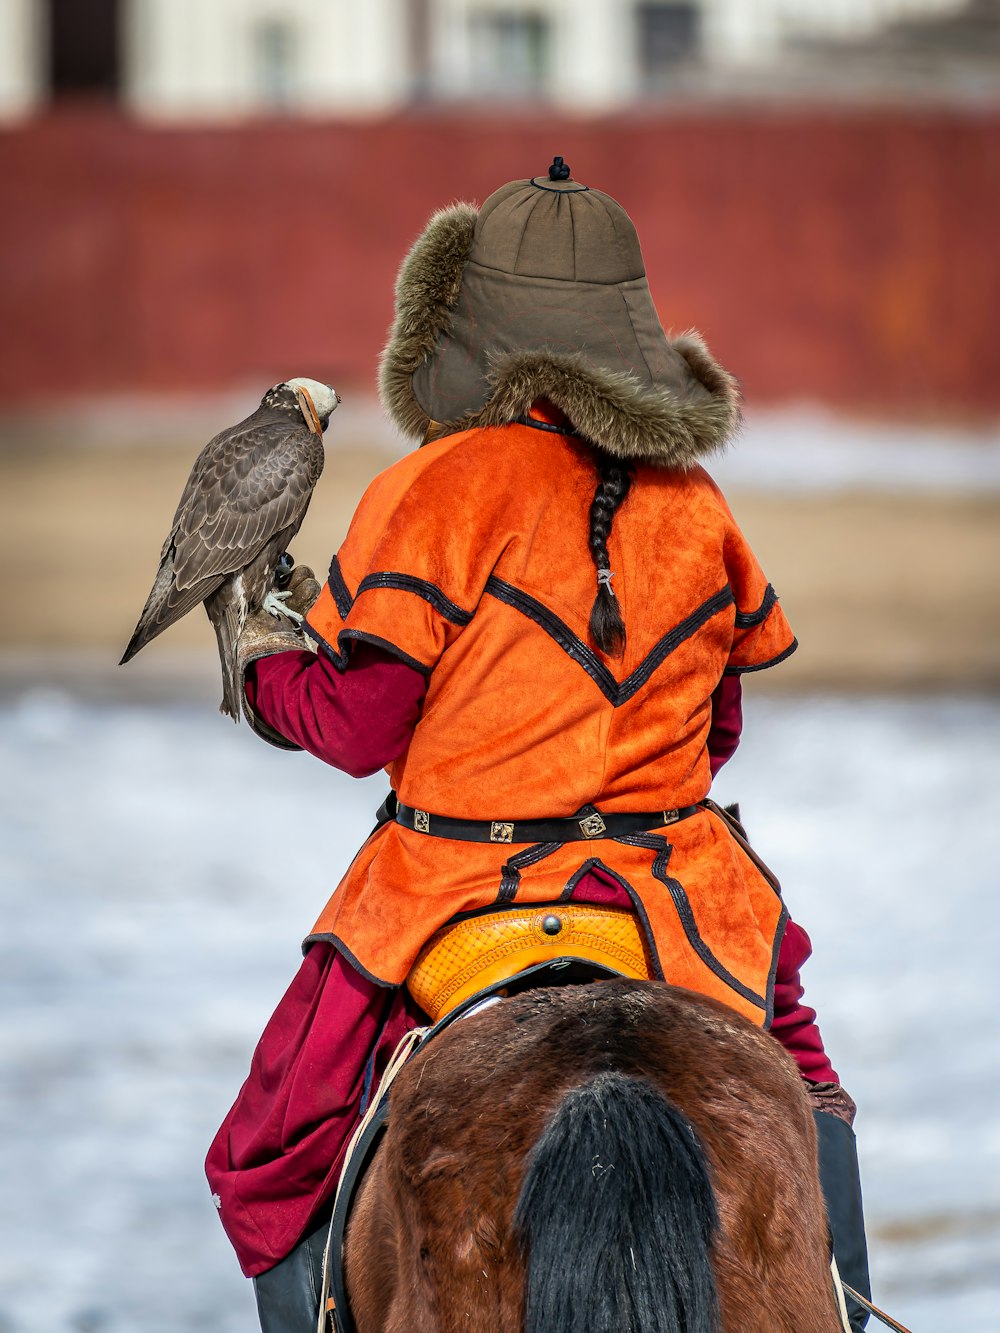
[597,568,616,597]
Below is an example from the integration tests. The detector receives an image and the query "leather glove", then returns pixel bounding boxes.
[275,561,322,620]
[236,563,322,748]
[806,1080,857,1127]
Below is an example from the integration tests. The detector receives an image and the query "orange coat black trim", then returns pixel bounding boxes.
[302,416,796,1027]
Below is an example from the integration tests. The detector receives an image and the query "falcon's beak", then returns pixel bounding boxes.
[295,386,322,435]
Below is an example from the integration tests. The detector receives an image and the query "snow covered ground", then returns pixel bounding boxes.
[11,393,1000,496]
[716,409,1000,494]
[1,690,998,1332]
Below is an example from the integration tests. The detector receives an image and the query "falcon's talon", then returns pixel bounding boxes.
[262,590,304,623]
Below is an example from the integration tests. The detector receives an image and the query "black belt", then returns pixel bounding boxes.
[387,797,704,844]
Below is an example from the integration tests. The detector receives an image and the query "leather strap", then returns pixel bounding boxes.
[840,1283,914,1333]
[393,800,703,844]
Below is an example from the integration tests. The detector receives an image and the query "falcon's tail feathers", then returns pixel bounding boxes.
[209,593,244,723]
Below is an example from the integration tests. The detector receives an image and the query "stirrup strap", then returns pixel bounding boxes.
[316,1025,428,1333]
[841,1280,914,1333]
[831,1256,853,1332]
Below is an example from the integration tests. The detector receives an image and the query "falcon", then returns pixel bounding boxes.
[120,377,339,719]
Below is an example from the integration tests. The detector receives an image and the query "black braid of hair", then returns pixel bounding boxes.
[588,458,632,657]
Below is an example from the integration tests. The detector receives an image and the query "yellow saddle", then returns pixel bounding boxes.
[406,903,654,1023]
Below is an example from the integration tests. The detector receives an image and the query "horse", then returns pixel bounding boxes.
[342,977,845,1333]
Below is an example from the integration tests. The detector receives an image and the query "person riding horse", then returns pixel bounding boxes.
[206,161,871,1331]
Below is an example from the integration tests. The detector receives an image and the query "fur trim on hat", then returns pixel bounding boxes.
[473,338,740,470]
[379,202,478,442]
[379,202,741,469]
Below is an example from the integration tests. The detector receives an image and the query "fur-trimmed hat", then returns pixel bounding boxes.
[379,161,740,468]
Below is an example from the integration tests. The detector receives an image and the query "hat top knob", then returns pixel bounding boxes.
[548,156,571,182]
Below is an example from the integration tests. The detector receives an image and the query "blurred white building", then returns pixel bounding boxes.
[0,0,992,121]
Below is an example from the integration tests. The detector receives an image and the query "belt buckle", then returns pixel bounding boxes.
[662,808,679,825]
[414,809,431,834]
[579,811,607,839]
[490,821,514,843]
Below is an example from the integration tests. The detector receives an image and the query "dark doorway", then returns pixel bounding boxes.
[48,0,120,97]
[635,3,701,92]
[407,0,433,100]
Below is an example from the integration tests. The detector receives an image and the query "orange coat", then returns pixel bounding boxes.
[304,414,796,1026]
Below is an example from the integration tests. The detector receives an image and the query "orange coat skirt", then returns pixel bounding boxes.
[300,415,797,1027]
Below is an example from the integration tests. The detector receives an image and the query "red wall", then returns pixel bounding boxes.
[1,106,997,414]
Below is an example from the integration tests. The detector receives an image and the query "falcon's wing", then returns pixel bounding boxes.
[170,416,325,592]
[118,551,227,666]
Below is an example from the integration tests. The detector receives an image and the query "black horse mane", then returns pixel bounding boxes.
[515,1070,720,1333]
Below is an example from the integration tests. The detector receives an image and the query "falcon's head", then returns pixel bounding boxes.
[264,378,340,434]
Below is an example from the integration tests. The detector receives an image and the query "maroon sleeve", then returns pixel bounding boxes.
[244,643,427,778]
[706,680,837,1083]
[769,919,839,1085]
[707,675,743,777]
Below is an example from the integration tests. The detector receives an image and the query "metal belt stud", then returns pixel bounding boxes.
[490,821,514,843]
[414,809,431,833]
[662,809,679,825]
[578,811,607,838]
